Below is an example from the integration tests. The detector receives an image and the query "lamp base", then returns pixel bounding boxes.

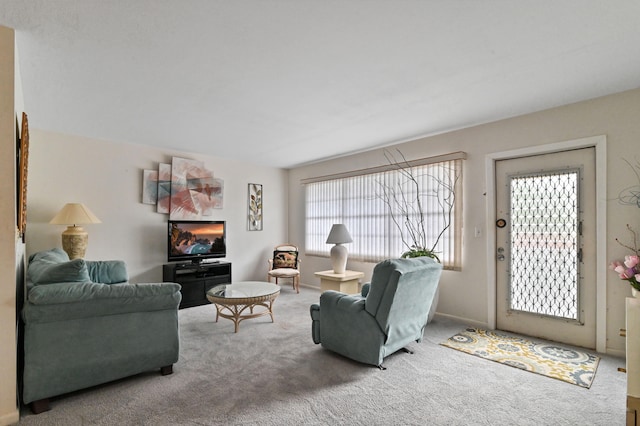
[330,244,348,274]
[61,226,88,260]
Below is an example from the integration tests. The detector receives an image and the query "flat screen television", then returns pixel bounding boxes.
[168,220,226,264]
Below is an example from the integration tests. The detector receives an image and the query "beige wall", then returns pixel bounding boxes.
[0,25,20,426]
[289,88,640,354]
[26,131,290,284]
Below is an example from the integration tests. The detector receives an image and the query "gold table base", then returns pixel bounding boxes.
[207,291,279,333]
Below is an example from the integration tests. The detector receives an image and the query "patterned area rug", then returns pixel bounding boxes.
[440,327,600,388]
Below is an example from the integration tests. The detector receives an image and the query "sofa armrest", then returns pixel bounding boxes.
[24,282,182,324]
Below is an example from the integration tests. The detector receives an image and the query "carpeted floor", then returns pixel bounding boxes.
[18,286,626,425]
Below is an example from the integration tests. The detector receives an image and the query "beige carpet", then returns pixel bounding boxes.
[18,287,625,425]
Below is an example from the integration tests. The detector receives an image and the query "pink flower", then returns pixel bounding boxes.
[625,255,640,268]
[611,262,636,279]
[612,262,628,278]
[611,226,640,289]
[614,264,628,278]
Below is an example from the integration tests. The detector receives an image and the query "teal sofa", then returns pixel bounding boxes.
[22,248,182,413]
[310,257,442,368]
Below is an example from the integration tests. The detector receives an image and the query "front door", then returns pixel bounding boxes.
[495,147,596,349]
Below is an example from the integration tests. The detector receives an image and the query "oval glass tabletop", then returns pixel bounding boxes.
[207,281,280,299]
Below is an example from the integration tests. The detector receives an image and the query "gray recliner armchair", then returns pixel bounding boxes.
[22,248,182,413]
[310,257,442,368]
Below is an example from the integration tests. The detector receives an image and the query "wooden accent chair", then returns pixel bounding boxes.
[267,244,300,293]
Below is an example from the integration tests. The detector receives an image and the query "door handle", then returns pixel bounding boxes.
[497,247,505,261]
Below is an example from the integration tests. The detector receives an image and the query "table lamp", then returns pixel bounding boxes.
[326,224,353,274]
[50,203,101,259]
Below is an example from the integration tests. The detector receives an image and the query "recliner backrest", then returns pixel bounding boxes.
[365,257,443,340]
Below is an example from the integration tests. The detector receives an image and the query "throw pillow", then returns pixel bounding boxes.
[273,250,298,269]
[28,247,70,264]
[28,257,91,285]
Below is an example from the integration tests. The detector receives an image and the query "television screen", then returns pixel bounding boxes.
[168,220,226,264]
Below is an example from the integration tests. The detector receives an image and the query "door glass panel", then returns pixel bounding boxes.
[509,169,580,320]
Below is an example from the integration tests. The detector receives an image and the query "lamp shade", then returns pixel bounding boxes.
[326,224,352,244]
[50,203,102,225]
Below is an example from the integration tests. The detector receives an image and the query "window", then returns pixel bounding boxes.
[304,152,464,270]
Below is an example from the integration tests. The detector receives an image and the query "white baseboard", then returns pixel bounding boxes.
[433,312,490,330]
[298,283,320,291]
[606,348,625,358]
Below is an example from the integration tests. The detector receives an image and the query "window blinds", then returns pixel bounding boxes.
[304,153,464,270]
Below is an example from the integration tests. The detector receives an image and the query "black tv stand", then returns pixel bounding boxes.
[163,261,232,309]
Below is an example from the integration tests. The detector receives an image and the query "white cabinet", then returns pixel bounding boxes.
[626,298,640,425]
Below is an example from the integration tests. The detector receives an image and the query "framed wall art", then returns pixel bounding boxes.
[142,169,158,204]
[169,157,223,219]
[17,112,29,242]
[248,183,263,231]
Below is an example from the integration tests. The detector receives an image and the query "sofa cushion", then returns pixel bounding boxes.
[28,249,91,285]
[86,260,128,284]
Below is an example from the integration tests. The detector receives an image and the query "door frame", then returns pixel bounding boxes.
[484,135,607,352]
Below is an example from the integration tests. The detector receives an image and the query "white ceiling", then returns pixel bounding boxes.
[1,1,640,168]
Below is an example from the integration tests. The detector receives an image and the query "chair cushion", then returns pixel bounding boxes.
[272,250,298,269]
[28,257,91,285]
[268,268,300,277]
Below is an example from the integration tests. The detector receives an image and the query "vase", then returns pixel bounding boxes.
[633,288,640,298]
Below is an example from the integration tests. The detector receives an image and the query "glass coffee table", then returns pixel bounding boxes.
[206,281,280,333]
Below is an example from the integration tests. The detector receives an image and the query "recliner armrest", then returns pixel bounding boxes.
[361,283,371,297]
[320,290,367,313]
[311,292,371,346]
[310,303,321,344]
[313,290,385,364]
